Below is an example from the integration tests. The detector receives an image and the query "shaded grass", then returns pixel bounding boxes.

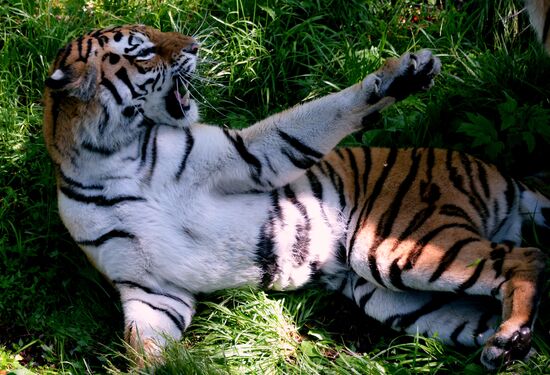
[1,0,549,373]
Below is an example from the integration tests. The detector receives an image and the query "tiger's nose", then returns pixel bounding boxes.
[185,42,199,55]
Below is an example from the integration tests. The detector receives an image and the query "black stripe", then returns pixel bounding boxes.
[404,223,480,271]
[278,130,323,159]
[223,130,262,184]
[361,148,372,195]
[357,288,376,309]
[81,140,116,156]
[376,149,420,239]
[140,122,154,167]
[344,148,372,245]
[336,243,347,265]
[76,36,84,62]
[81,37,92,63]
[124,35,140,53]
[281,148,316,169]
[475,160,490,198]
[114,280,192,308]
[457,258,487,292]
[256,191,280,288]
[345,149,361,227]
[151,72,163,91]
[348,148,397,274]
[388,149,439,253]
[366,149,414,285]
[175,128,195,180]
[100,76,123,105]
[490,245,506,278]
[136,77,155,92]
[489,199,500,237]
[463,154,489,214]
[386,293,455,329]
[319,160,346,210]
[284,186,311,266]
[126,298,185,332]
[491,176,518,237]
[58,42,73,68]
[77,229,135,247]
[144,126,159,184]
[390,206,437,252]
[98,104,111,135]
[59,170,103,190]
[306,170,323,201]
[60,185,145,206]
[473,305,499,346]
[457,152,489,232]
[450,321,468,347]
[439,204,475,224]
[115,67,140,98]
[389,259,411,291]
[428,237,479,282]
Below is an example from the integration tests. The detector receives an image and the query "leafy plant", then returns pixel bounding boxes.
[457,94,550,169]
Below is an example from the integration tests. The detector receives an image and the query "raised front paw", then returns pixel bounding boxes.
[371,49,441,102]
[480,326,533,370]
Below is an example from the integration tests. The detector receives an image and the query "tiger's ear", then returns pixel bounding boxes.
[45,62,98,101]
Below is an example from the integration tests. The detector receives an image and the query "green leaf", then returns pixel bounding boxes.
[485,141,505,160]
[522,131,536,153]
[258,5,276,21]
[496,95,520,131]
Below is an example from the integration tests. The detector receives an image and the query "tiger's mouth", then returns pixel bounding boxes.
[165,76,191,119]
[175,78,191,108]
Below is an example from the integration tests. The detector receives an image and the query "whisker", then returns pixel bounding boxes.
[185,73,224,87]
[191,18,210,41]
[185,79,227,117]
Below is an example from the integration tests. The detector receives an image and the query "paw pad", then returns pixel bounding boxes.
[481,327,532,370]
[381,49,441,101]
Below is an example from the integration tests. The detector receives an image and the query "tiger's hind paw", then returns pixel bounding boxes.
[480,326,532,370]
[376,49,441,101]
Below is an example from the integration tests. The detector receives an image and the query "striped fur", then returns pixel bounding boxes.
[43,26,548,370]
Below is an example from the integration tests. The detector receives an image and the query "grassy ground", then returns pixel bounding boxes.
[1,0,550,373]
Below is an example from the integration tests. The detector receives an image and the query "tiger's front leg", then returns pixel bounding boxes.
[116,281,196,364]
[215,50,440,193]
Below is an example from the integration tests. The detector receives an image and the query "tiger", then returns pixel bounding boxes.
[525,0,550,53]
[43,25,549,370]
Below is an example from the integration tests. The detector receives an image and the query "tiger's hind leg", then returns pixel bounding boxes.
[330,271,500,348]
[349,232,547,369]
[115,281,195,366]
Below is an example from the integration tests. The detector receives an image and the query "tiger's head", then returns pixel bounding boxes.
[44,25,199,163]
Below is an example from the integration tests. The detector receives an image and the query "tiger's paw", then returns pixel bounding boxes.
[373,49,441,102]
[480,326,532,370]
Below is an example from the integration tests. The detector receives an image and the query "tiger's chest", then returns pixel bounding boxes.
[57,125,346,294]
[59,171,345,295]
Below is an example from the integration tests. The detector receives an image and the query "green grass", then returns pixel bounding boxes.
[1,0,550,373]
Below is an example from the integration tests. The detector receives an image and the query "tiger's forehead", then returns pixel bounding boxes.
[53,25,154,68]
[87,25,152,48]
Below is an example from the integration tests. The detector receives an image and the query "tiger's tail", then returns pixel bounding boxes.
[520,183,550,229]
